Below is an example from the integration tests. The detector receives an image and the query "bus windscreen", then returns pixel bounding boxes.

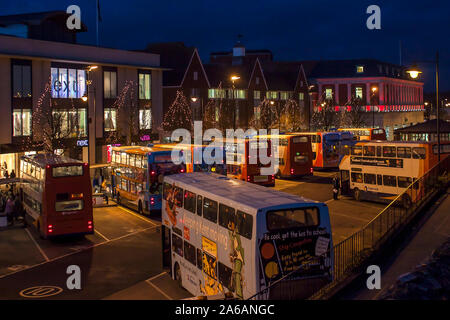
[52,165,83,177]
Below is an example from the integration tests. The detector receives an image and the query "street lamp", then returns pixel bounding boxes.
[85,65,98,166]
[371,86,378,127]
[231,75,240,129]
[406,51,440,161]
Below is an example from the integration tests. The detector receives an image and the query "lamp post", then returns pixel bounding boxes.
[231,76,240,129]
[85,65,98,166]
[406,51,440,161]
[371,86,378,128]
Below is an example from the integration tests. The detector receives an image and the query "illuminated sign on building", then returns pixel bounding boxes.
[77,140,88,147]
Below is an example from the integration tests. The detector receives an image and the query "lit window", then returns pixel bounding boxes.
[51,67,86,99]
[355,87,363,99]
[325,88,333,99]
[356,65,364,73]
[208,88,226,99]
[266,91,278,100]
[254,90,260,100]
[139,109,152,130]
[233,90,246,99]
[254,106,261,120]
[139,73,151,100]
[104,108,117,131]
[104,71,117,99]
[13,109,32,136]
[12,64,31,98]
[280,91,293,100]
[51,109,87,138]
[299,92,304,101]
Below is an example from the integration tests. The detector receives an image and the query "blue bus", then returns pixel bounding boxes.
[110,146,185,214]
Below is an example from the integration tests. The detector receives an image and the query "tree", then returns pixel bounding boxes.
[342,97,366,128]
[311,99,340,131]
[249,98,277,130]
[281,99,303,132]
[34,78,79,154]
[202,99,218,130]
[161,90,193,133]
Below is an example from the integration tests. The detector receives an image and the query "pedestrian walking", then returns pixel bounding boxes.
[332,174,340,200]
[4,170,9,179]
[10,170,16,179]
[5,196,14,226]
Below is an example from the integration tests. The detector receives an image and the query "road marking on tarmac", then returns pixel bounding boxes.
[25,228,49,262]
[94,229,110,241]
[20,285,63,298]
[0,225,158,280]
[118,205,158,226]
[145,278,173,300]
[147,271,167,282]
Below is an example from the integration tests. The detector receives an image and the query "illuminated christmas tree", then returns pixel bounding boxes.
[162,90,193,132]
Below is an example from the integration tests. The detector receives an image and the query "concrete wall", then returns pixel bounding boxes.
[152,70,163,129]
[32,59,51,142]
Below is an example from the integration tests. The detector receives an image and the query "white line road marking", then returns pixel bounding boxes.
[24,228,49,262]
[0,225,158,280]
[145,279,173,300]
[94,229,110,241]
[147,271,167,282]
[118,205,158,226]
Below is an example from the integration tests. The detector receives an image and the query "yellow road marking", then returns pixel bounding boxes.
[145,279,173,300]
[118,205,158,226]
[94,229,110,241]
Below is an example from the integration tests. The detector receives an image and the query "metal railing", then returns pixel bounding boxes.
[309,155,450,299]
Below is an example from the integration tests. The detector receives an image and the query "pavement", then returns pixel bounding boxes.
[343,189,450,300]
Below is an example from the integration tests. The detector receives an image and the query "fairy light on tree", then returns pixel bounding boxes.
[161,90,193,133]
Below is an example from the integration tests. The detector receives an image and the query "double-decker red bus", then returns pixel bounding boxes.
[338,128,387,141]
[20,154,93,239]
[218,138,274,186]
[255,134,313,178]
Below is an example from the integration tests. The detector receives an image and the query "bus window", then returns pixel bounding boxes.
[183,191,196,213]
[183,241,196,266]
[196,248,202,270]
[397,147,411,158]
[203,198,218,223]
[219,204,236,229]
[412,147,426,159]
[351,146,362,156]
[351,172,363,183]
[52,165,83,177]
[383,146,396,158]
[172,233,183,257]
[383,175,397,187]
[218,262,233,290]
[293,136,308,143]
[236,210,253,239]
[377,174,382,185]
[398,176,413,188]
[364,173,376,184]
[196,195,203,216]
[376,146,382,157]
[363,146,375,157]
[267,207,319,231]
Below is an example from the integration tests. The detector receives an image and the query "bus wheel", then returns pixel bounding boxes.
[353,188,361,201]
[402,194,412,209]
[138,200,143,215]
[174,263,182,287]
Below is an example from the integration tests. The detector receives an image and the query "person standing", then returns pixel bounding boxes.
[332,175,340,200]
[10,170,16,179]
[5,196,14,226]
[4,170,9,180]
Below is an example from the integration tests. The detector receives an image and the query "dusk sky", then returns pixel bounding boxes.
[1,0,449,92]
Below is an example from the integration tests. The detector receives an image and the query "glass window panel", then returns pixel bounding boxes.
[22,65,31,97]
[104,71,111,98]
[22,109,32,136]
[13,110,22,136]
[77,70,86,98]
[51,67,60,98]
[139,74,145,99]
[78,109,87,137]
[145,74,151,99]
[59,68,68,98]
[104,108,117,131]
[110,72,117,98]
[13,65,22,98]
[68,69,77,98]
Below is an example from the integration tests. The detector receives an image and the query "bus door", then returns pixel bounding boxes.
[340,170,350,195]
[162,225,172,272]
